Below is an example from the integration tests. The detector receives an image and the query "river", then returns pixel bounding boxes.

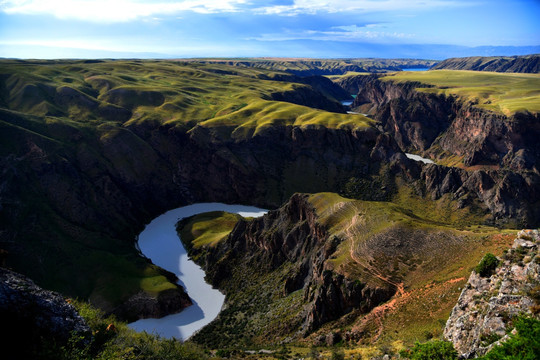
[405,153,434,164]
[128,203,267,341]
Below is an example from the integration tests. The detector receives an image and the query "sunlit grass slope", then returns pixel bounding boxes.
[0,59,373,137]
[382,70,540,115]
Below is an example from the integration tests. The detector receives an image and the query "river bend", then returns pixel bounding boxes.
[129,203,267,340]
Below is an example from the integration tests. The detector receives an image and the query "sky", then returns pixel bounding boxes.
[0,0,539,59]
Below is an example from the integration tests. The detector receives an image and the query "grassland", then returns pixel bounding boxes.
[382,70,540,115]
[0,59,373,138]
[178,211,243,250]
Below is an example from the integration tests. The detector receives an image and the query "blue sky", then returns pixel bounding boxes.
[1,0,539,59]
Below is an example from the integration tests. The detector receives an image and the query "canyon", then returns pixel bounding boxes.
[0,58,539,355]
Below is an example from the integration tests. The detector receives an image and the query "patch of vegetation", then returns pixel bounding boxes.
[38,300,209,360]
[177,211,242,250]
[399,340,457,360]
[475,253,500,277]
[478,316,540,360]
[382,70,540,115]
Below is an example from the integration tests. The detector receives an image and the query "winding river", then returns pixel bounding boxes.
[128,203,267,341]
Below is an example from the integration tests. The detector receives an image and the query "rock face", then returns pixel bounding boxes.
[418,164,540,227]
[431,54,540,73]
[0,267,90,354]
[444,230,540,358]
[334,74,381,96]
[114,288,192,323]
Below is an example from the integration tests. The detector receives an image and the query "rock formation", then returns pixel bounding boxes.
[0,267,90,354]
[444,229,540,358]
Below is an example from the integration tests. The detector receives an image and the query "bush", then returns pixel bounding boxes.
[475,253,499,277]
[400,340,457,360]
[479,316,540,360]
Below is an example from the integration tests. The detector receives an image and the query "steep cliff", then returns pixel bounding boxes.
[444,230,540,358]
[352,75,540,173]
[348,74,540,227]
[333,74,381,95]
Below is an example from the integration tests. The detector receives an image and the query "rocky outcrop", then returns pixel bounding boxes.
[113,288,192,323]
[444,230,540,358]
[419,164,540,227]
[431,54,540,73]
[0,267,90,354]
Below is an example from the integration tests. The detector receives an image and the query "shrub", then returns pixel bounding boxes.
[400,340,457,360]
[479,316,540,360]
[475,253,499,277]
[331,348,345,360]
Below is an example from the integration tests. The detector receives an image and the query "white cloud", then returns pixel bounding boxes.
[0,0,249,22]
[255,0,473,16]
[249,24,415,42]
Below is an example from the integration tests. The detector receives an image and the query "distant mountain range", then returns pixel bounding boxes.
[1,41,539,60]
[431,54,540,73]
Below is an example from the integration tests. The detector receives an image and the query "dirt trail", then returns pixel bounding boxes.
[342,210,409,341]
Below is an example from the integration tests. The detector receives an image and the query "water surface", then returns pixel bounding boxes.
[405,153,435,164]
